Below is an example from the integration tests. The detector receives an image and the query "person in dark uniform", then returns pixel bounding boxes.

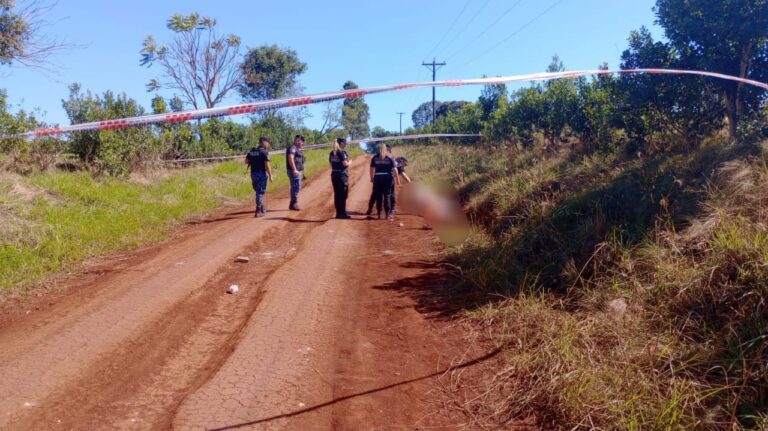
[365,144,411,215]
[369,143,399,220]
[286,134,305,211]
[329,137,351,219]
[244,136,273,217]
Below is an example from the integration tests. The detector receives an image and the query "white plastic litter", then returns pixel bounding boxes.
[227,285,239,294]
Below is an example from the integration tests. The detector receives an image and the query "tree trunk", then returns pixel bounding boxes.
[724,86,738,141]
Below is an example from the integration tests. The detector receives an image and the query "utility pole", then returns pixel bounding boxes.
[422,58,446,125]
[397,112,405,135]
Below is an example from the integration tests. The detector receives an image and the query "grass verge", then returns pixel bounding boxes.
[0,147,360,292]
[403,141,768,430]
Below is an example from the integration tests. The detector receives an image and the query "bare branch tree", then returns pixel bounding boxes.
[318,101,343,139]
[0,0,71,71]
[140,13,242,110]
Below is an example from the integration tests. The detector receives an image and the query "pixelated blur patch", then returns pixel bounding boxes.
[401,182,469,246]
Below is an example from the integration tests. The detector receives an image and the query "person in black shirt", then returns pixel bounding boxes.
[369,143,399,220]
[366,145,411,215]
[286,135,305,211]
[245,136,273,217]
[329,137,351,219]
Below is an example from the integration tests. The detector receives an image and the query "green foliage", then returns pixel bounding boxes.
[0,0,29,65]
[370,126,390,138]
[412,100,471,129]
[619,27,724,151]
[405,140,768,429]
[61,83,157,175]
[341,80,370,138]
[655,0,768,138]
[239,45,307,102]
[0,89,65,172]
[0,148,345,291]
[478,82,508,120]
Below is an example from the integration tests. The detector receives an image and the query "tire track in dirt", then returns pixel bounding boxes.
[1,157,473,430]
[0,162,365,430]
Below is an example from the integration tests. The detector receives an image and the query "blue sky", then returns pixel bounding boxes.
[2,0,662,134]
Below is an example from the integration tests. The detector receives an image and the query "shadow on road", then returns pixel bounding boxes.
[207,347,502,431]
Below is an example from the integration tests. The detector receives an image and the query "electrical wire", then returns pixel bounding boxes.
[423,0,472,60]
[445,0,525,62]
[434,0,493,59]
[455,0,567,72]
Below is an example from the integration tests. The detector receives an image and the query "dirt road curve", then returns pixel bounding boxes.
[0,160,470,430]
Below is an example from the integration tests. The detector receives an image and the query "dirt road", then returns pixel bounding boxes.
[0,160,474,430]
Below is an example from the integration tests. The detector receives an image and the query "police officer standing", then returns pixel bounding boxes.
[329,137,351,219]
[369,143,399,220]
[245,136,273,217]
[286,134,305,211]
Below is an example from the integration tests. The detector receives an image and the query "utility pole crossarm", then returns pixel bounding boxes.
[422,58,446,125]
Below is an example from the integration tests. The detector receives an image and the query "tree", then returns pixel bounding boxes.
[478,81,508,120]
[570,66,623,153]
[0,89,63,171]
[317,101,343,140]
[169,95,185,112]
[619,28,723,151]
[412,101,438,129]
[655,0,768,139]
[412,100,469,130]
[436,101,470,118]
[62,83,156,174]
[540,55,579,146]
[341,80,370,138]
[240,45,307,102]
[140,13,241,110]
[150,95,167,114]
[0,0,67,69]
[371,126,394,138]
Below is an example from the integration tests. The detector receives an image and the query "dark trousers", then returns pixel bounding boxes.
[331,173,349,216]
[368,178,397,212]
[372,175,394,215]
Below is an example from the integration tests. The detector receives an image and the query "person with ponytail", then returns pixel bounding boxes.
[329,137,351,219]
[368,143,399,220]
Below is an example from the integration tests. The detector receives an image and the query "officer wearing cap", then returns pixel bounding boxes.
[286,134,305,210]
[329,137,351,219]
[245,136,273,217]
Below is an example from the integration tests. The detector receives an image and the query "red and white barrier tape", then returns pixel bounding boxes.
[6,68,768,139]
[162,133,481,163]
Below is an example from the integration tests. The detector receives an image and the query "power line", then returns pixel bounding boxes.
[457,0,567,71]
[434,0,493,59]
[445,0,525,62]
[423,0,472,60]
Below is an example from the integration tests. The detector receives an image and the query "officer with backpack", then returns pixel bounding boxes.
[329,137,351,219]
[245,136,273,217]
[286,134,305,211]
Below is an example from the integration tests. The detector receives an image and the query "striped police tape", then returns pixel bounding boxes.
[162,133,482,163]
[7,68,768,140]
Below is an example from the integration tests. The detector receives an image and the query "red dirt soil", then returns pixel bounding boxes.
[0,160,488,430]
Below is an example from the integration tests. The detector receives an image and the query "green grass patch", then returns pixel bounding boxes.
[402,141,768,429]
[0,147,360,292]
